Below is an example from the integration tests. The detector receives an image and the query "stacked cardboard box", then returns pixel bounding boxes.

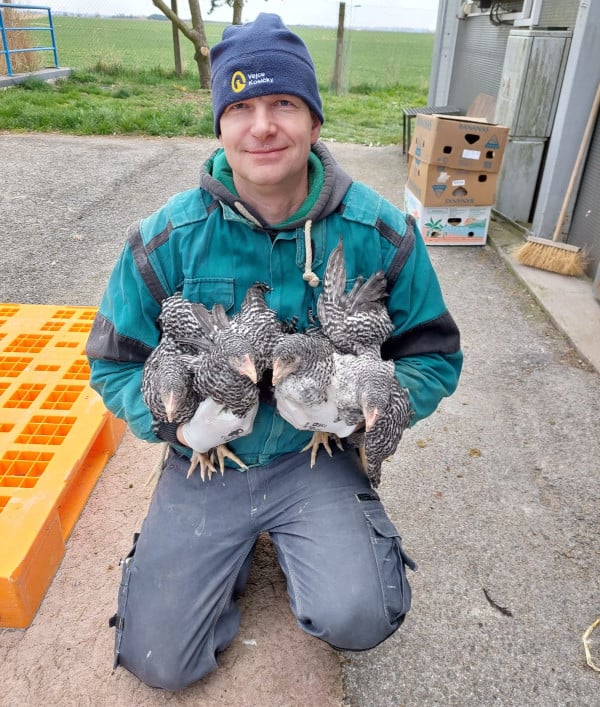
[405,114,509,245]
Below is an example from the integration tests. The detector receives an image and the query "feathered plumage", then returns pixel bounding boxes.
[334,352,413,487]
[273,331,351,466]
[157,291,207,354]
[142,292,208,425]
[143,288,266,483]
[272,239,412,485]
[272,331,335,407]
[141,331,199,490]
[229,282,295,378]
[180,300,259,479]
[317,239,393,355]
[141,334,198,424]
[316,241,412,484]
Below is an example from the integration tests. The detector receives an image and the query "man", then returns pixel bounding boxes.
[86,13,462,691]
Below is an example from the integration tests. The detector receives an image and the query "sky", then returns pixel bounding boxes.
[28,0,440,31]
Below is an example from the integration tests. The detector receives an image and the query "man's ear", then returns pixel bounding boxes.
[310,114,322,143]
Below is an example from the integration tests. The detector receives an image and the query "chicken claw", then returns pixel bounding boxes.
[214,444,248,475]
[302,431,343,468]
[187,451,217,481]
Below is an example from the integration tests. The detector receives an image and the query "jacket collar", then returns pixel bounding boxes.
[199,141,353,231]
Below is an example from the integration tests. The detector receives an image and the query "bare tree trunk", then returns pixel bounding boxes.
[331,2,346,95]
[170,0,182,77]
[152,0,211,87]
[232,0,243,24]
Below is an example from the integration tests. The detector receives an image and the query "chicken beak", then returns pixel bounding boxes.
[272,359,283,386]
[363,406,379,432]
[240,354,258,384]
[164,390,176,423]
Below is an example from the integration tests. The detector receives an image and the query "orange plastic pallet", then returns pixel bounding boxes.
[0,304,126,629]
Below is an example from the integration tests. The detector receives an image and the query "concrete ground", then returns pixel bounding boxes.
[0,133,599,706]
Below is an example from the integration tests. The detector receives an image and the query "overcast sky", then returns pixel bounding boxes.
[31,1,439,31]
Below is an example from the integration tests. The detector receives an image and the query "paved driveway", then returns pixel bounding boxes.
[1,133,599,706]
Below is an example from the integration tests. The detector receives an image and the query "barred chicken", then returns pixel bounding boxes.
[179,301,259,480]
[141,330,199,490]
[227,282,295,379]
[272,331,353,465]
[317,239,393,355]
[143,290,259,483]
[335,351,413,487]
[273,239,413,485]
[142,334,199,426]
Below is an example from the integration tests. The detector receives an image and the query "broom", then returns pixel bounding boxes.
[514,81,600,276]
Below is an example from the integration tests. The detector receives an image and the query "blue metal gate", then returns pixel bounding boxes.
[0,3,59,77]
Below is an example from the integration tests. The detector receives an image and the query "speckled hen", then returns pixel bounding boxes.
[334,351,413,487]
[317,239,393,355]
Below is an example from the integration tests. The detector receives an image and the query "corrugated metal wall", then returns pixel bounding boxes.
[538,0,580,28]
[449,16,512,110]
[537,0,600,277]
[568,115,600,276]
[447,0,581,110]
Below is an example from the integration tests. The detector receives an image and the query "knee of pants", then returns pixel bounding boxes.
[140,665,198,693]
[297,586,408,651]
[120,645,218,692]
[118,600,242,690]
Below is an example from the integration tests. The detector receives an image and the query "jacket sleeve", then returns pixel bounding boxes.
[380,213,463,425]
[85,226,164,443]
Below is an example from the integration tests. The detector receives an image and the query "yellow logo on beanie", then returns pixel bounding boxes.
[231,71,247,93]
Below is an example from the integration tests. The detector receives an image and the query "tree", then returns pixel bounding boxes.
[151,0,211,87]
[209,0,244,25]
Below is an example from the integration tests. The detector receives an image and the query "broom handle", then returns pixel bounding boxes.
[552,81,600,242]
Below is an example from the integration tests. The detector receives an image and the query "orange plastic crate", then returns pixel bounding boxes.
[0,304,126,628]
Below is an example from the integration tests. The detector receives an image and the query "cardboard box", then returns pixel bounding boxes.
[407,156,499,206]
[404,186,491,246]
[409,114,509,172]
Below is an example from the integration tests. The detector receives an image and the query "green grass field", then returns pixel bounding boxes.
[1,16,435,145]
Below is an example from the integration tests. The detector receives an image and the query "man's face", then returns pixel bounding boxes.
[218,94,321,192]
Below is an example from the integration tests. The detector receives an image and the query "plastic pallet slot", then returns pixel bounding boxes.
[0,304,126,629]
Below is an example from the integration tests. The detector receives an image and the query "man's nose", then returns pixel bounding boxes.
[250,105,276,136]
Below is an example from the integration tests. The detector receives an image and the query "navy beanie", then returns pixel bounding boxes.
[210,13,324,135]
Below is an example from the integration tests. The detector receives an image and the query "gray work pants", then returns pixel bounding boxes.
[111,445,415,691]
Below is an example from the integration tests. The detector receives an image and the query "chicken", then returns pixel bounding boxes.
[183,320,258,479]
[317,239,393,355]
[141,334,198,424]
[157,291,206,352]
[183,328,258,480]
[143,292,208,424]
[272,331,350,466]
[228,282,295,379]
[272,331,335,408]
[289,238,413,483]
[334,351,413,487]
[143,290,259,484]
[141,333,199,490]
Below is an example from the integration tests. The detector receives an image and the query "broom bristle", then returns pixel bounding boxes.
[514,240,586,277]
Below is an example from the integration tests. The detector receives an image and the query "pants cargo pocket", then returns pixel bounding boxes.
[363,509,417,626]
[108,533,138,669]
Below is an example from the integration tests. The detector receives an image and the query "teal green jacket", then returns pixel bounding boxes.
[86,142,462,467]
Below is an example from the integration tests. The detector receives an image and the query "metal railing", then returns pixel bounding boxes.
[0,3,59,77]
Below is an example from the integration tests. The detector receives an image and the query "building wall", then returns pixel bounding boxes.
[449,16,512,111]
[537,0,580,28]
[531,0,600,277]
[431,0,600,276]
[568,114,600,275]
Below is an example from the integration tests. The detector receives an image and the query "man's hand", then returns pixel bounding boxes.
[177,398,259,452]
